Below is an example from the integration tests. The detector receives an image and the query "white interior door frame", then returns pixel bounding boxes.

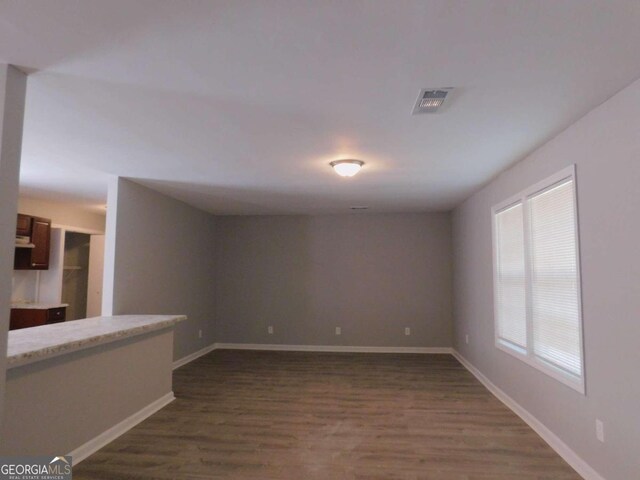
[86,235,105,318]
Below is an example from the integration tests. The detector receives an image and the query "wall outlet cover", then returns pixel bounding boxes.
[596,419,604,442]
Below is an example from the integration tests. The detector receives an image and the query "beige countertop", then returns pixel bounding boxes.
[7,314,187,369]
[11,302,69,310]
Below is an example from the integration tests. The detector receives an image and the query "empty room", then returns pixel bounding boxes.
[0,1,638,479]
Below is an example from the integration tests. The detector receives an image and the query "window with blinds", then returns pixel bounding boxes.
[494,203,527,350]
[492,165,584,393]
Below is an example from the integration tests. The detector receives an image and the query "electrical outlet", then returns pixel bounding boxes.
[465,334,469,344]
[198,329,202,339]
[405,327,411,336]
[596,419,604,442]
[335,326,341,335]
[268,326,274,335]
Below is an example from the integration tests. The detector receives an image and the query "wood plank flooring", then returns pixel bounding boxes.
[73,350,581,479]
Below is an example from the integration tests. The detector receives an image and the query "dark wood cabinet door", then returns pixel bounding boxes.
[10,309,48,330]
[16,214,32,236]
[14,214,52,270]
[28,217,51,269]
[13,245,32,269]
[47,307,66,324]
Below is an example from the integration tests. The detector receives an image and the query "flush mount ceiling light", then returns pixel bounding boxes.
[330,159,365,177]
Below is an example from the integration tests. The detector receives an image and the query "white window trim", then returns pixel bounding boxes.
[491,165,585,394]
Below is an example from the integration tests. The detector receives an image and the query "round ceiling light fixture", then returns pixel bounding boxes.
[330,159,365,177]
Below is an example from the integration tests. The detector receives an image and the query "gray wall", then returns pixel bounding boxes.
[0,65,26,426]
[452,78,640,479]
[215,213,452,347]
[103,178,216,361]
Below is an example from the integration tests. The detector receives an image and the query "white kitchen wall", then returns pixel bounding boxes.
[18,196,106,233]
[10,271,37,303]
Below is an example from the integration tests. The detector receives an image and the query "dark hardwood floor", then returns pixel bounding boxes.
[74,350,581,479]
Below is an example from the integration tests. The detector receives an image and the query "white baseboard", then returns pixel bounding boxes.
[451,350,604,480]
[173,343,217,370]
[69,392,175,464]
[214,343,453,354]
[173,343,453,370]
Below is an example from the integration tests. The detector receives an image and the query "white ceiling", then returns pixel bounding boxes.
[2,0,640,214]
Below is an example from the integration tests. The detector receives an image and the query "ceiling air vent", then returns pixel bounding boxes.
[412,87,453,114]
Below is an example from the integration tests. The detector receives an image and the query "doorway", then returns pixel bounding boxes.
[62,232,90,320]
[38,229,105,320]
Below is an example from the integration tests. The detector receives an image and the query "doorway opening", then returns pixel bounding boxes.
[59,231,104,320]
[62,232,90,320]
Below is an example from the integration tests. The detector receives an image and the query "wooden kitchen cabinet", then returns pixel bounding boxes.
[47,307,66,324]
[29,218,51,268]
[10,307,66,330]
[14,215,51,270]
[16,214,32,236]
[9,309,47,330]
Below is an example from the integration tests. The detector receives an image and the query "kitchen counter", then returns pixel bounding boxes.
[7,314,186,369]
[2,313,186,459]
[11,302,69,310]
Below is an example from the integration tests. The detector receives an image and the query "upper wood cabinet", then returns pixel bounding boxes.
[16,214,32,236]
[30,218,51,268]
[14,215,52,270]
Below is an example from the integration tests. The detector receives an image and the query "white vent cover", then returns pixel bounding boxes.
[412,87,453,114]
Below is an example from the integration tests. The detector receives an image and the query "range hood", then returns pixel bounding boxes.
[15,235,35,249]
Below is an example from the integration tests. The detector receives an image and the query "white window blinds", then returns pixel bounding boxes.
[529,180,582,376]
[492,166,584,392]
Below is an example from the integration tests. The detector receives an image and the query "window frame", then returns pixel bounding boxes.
[491,165,585,394]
